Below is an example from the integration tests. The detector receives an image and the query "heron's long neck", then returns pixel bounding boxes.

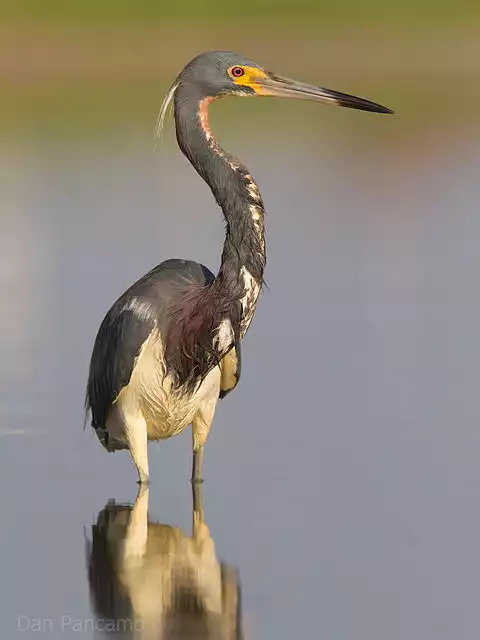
[174,90,266,336]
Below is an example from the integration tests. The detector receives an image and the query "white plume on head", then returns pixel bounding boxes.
[154,80,179,149]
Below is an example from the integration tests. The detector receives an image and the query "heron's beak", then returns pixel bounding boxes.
[255,73,393,114]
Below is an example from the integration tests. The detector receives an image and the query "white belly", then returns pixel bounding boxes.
[105,330,221,448]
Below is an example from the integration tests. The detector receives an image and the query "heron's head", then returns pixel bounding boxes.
[155,50,392,145]
[172,50,392,112]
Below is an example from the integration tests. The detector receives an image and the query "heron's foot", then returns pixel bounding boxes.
[135,481,150,502]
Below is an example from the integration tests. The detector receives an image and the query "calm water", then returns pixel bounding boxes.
[2,103,480,638]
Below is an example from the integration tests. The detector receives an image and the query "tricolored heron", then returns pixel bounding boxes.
[86,50,392,485]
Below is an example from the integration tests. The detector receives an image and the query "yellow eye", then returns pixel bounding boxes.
[230,66,245,78]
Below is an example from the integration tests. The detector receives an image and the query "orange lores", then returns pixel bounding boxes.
[228,65,273,95]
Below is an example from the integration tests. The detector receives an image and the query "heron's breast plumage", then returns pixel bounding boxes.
[106,328,222,446]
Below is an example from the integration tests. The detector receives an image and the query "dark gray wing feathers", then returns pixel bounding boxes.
[87,307,154,429]
[86,259,218,429]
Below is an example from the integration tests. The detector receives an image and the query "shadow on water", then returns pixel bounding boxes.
[86,485,242,639]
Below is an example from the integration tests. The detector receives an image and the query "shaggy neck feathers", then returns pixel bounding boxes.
[174,87,266,327]
[166,86,267,388]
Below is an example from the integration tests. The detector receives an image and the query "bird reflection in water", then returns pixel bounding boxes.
[86,485,242,639]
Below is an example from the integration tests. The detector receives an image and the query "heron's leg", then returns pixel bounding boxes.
[191,394,218,484]
[192,446,204,484]
[192,472,205,534]
[125,414,150,485]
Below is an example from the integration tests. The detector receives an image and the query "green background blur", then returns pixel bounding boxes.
[2,0,480,139]
[2,0,480,24]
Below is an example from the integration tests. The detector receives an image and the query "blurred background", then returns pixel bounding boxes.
[2,2,480,639]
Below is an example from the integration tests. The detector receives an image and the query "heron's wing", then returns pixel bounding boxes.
[86,259,215,429]
[219,342,242,398]
[87,305,154,430]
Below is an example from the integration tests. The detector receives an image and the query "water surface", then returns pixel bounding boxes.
[2,95,480,639]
